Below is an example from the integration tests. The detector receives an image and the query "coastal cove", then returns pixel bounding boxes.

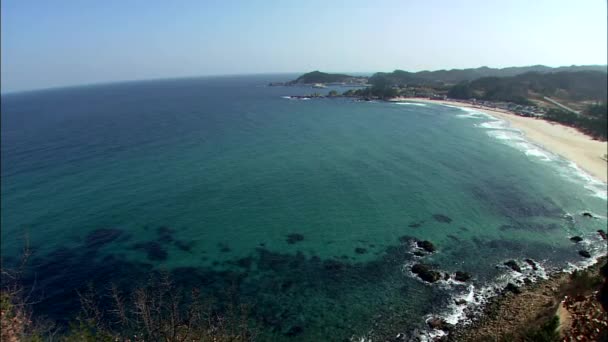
[1,76,607,340]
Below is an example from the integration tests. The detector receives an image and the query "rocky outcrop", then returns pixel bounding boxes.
[411,263,442,283]
[427,317,452,331]
[578,250,591,258]
[524,258,538,271]
[416,240,436,253]
[569,236,583,243]
[504,260,522,273]
[581,212,595,218]
[454,271,472,282]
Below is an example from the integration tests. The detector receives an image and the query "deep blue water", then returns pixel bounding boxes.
[1,75,606,340]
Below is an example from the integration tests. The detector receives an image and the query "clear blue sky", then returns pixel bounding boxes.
[1,0,606,93]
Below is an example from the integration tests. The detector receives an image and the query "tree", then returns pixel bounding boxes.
[447,83,473,99]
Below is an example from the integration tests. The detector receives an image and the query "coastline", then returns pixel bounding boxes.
[446,256,607,341]
[393,98,608,183]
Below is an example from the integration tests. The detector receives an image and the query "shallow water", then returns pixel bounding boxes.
[2,75,606,340]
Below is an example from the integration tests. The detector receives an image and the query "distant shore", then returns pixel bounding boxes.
[394,98,608,183]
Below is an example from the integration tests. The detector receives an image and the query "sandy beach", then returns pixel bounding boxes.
[397,98,608,183]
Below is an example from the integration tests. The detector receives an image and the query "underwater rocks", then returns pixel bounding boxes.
[581,212,595,218]
[570,236,583,243]
[132,241,168,261]
[598,230,607,240]
[504,260,522,273]
[85,228,125,249]
[578,250,591,258]
[411,263,442,283]
[355,247,367,254]
[218,243,231,253]
[408,221,424,228]
[156,226,175,243]
[174,240,194,252]
[286,233,304,244]
[432,214,452,224]
[284,325,304,337]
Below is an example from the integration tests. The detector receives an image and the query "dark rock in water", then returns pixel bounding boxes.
[427,317,450,330]
[280,280,294,291]
[132,242,168,261]
[284,325,304,337]
[504,282,521,294]
[524,258,538,271]
[355,247,367,254]
[598,230,607,240]
[413,251,426,257]
[581,212,595,218]
[286,233,304,244]
[578,250,591,258]
[432,214,452,224]
[85,228,124,249]
[416,240,436,253]
[523,278,532,285]
[504,260,522,273]
[408,222,423,228]
[411,263,442,283]
[443,273,450,281]
[454,299,467,305]
[570,236,583,243]
[454,271,472,282]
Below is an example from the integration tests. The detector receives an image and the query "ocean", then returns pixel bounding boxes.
[1,75,606,340]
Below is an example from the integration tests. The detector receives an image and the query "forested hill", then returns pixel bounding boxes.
[447,71,608,105]
[288,71,361,84]
[369,65,607,86]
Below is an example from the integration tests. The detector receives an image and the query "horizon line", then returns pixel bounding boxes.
[3,63,606,96]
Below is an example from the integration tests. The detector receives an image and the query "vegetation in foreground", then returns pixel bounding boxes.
[1,248,255,342]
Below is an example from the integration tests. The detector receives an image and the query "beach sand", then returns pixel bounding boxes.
[397,98,608,183]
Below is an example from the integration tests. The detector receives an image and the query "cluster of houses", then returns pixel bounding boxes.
[468,99,546,117]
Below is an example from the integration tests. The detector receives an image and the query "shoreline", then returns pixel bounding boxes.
[393,98,608,184]
[446,256,607,341]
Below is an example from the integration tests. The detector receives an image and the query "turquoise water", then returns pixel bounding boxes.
[1,76,606,340]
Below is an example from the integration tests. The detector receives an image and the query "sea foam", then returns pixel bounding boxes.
[395,102,428,107]
[450,106,608,200]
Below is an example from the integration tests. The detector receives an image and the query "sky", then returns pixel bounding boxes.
[1,0,607,93]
